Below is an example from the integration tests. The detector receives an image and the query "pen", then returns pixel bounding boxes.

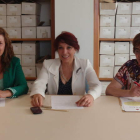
[133,81,140,87]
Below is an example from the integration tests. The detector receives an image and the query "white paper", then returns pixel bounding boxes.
[0,98,5,107]
[120,97,140,111]
[51,96,84,109]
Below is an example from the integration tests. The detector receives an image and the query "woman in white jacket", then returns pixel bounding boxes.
[30,32,102,107]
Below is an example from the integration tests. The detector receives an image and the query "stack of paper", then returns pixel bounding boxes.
[120,97,140,111]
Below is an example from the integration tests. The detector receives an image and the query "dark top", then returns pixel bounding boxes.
[57,73,73,95]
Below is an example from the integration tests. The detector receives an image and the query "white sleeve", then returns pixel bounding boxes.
[30,61,48,98]
[86,60,102,100]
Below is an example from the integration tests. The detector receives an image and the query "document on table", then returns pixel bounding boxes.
[51,96,84,109]
[0,98,5,107]
[120,97,140,111]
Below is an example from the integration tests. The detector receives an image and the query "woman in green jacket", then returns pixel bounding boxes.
[0,27,28,98]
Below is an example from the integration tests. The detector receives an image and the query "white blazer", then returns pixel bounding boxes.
[30,57,102,100]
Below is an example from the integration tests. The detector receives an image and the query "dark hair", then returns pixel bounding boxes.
[0,27,14,73]
[133,33,140,53]
[54,32,80,52]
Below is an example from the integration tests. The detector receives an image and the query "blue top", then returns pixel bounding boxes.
[0,79,3,90]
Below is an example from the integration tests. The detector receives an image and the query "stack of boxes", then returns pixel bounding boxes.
[99,2,140,94]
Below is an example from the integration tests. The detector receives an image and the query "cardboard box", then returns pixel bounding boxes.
[100,15,115,27]
[7,28,21,38]
[130,27,140,38]
[99,67,113,78]
[100,27,115,38]
[100,3,116,15]
[22,55,35,66]
[100,55,114,67]
[36,63,43,77]
[101,81,110,95]
[7,16,21,27]
[100,41,114,55]
[115,42,129,54]
[132,2,140,14]
[22,27,36,38]
[114,66,121,76]
[130,42,135,55]
[0,16,6,27]
[12,43,21,54]
[37,26,51,38]
[115,54,129,65]
[22,15,40,27]
[115,27,130,38]
[132,15,140,27]
[0,4,6,15]
[7,4,21,15]
[22,2,41,15]
[117,2,132,15]
[116,15,131,27]
[130,55,136,60]
[22,67,36,77]
[27,81,34,92]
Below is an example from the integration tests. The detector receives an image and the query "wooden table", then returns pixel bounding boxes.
[0,95,140,140]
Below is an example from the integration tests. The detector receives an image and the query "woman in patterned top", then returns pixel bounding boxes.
[106,33,140,97]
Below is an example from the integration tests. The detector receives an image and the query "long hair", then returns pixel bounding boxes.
[0,27,14,73]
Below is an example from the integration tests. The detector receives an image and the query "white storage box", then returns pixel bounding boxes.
[22,27,36,38]
[130,55,136,60]
[0,4,6,15]
[7,28,21,38]
[117,2,132,15]
[101,81,111,95]
[116,15,131,27]
[115,54,129,65]
[100,27,115,38]
[27,81,34,92]
[37,26,51,38]
[15,55,21,62]
[22,55,35,66]
[99,67,113,78]
[115,27,130,38]
[130,42,135,55]
[22,15,40,27]
[132,2,140,14]
[36,63,43,77]
[22,2,41,15]
[100,41,114,55]
[100,16,115,27]
[7,4,21,15]
[130,27,140,38]
[22,67,36,77]
[115,42,129,54]
[7,16,21,27]
[100,3,116,15]
[100,55,114,67]
[0,16,6,27]
[114,66,121,76]
[132,15,140,27]
[12,43,21,54]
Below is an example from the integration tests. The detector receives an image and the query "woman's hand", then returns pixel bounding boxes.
[129,85,140,97]
[76,94,94,107]
[31,94,43,107]
[0,90,12,98]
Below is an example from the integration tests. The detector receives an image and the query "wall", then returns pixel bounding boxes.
[55,0,94,65]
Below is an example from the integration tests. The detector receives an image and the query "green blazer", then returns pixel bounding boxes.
[3,57,29,98]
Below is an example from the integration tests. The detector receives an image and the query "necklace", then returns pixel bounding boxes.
[60,65,68,83]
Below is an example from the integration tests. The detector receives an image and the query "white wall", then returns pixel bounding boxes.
[55,0,94,65]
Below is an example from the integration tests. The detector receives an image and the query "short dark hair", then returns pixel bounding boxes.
[54,32,80,52]
[133,33,140,53]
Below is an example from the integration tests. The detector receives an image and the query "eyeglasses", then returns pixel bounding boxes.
[134,49,140,55]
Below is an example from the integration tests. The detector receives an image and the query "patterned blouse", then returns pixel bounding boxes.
[114,59,140,90]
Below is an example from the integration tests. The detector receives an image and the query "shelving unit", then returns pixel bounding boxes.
[94,0,133,81]
[6,0,55,81]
